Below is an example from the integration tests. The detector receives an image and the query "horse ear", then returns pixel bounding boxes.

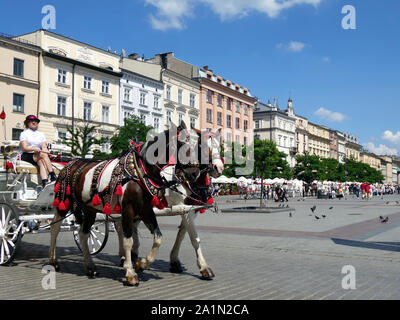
[178,121,187,131]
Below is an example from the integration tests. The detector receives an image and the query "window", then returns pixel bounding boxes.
[140,113,146,124]
[154,118,160,130]
[83,102,92,121]
[13,93,24,113]
[166,110,171,126]
[227,132,232,142]
[190,93,195,108]
[235,101,240,113]
[178,89,183,104]
[102,81,110,94]
[140,92,146,105]
[166,85,171,100]
[235,117,240,129]
[206,109,212,123]
[12,128,23,141]
[123,107,134,120]
[217,112,222,125]
[13,58,24,77]
[235,135,240,143]
[58,69,67,84]
[217,94,222,106]
[255,120,259,129]
[206,90,213,103]
[154,96,159,109]
[244,120,248,132]
[278,135,282,146]
[244,137,248,146]
[190,117,196,129]
[57,96,66,116]
[124,88,131,101]
[102,106,110,123]
[58,131,67,142]
[178,113,183,125]
[84,76,92,90]
[226,98,231,110]
[244,104,248,115]
[226,115,232,128]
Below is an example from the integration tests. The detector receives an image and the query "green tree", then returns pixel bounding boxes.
[319,158,345,182]
[109,115,153,157]
[293,153,321,184]
[62,122,108,158]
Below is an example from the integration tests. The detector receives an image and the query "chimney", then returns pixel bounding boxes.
[128,53,139,60]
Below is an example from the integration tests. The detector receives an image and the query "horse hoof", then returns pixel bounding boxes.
[45,261,60,272]
[135,260,146,273]
[200,268,215,279]
[170,261,183,273]
[87,269,98,278]
[125,275,139,287]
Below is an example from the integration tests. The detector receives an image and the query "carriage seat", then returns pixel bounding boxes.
[7,161,64,175]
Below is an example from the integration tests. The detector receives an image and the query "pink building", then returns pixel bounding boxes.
[198,67,257,146]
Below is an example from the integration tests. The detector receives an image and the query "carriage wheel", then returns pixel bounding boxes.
[73,218,109,255]
[0,202,22,266]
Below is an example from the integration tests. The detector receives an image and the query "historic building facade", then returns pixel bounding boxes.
[307,122,330,158]
[360,151,381,171]
[344,133,362,161]
[120,55,163,132]
[254,99,296,167]
[17,30,122,153]
[294,113,308,156]
[0,34,41,145]
[196,66,256,146]
[146,52,200,130]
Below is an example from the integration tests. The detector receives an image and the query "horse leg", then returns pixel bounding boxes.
[135,211,162,273]
[169,219,187,273]
[115,219,140,268]
[46,209,62,271]
[114,219,126,267]
[79,212,98,278]
[183,210,215,279]
[121,205,139,286]
[132,220,141,265]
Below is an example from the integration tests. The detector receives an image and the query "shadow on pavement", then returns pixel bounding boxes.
[332,238,400,252]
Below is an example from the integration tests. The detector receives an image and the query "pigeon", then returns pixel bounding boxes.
[329,207,333,210]
[297,199,301,202]
[315,215,320,220]
[379,216,384,220]
[322,215,326,218]
[289,212,292,217]
[386,202,390,205]
[311,205,316,213]
[381,217,389,223]
[396,201,399,205]
[286,204,289,208]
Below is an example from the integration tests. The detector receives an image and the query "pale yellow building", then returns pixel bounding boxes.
[146,53,201,130]
[307,122,330,158]
[360,151,381,171]
[344,133,362,162]
[380,156,393,184]
[0,35,41,145]
[16,30,122,153]
[294,115,308,156]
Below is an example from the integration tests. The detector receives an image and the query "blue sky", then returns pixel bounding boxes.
[1,0,399,155]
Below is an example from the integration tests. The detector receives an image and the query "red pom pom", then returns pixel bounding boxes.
[160,196,168,209]
[207,197,214,204]
[200,209,206,214]
[114,184,123,196]
[6,161,13,169]
[151,195,160,208]
[52,198,60,207]
[54,183,60,193]
[64,198,70,209]
[66,186,71,196]
[58,201,66,211]
[113,204,121,213]
[92,194,102,206]
[102,203,112,216]
[204,174,210,187]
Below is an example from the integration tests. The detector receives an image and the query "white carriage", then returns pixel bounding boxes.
[0,146,109,266]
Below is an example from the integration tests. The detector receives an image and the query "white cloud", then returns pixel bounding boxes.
[314,107,347,123]
[363,142,398,156]
[288,41,306,52]
[382,130,400,145]
[145,0,322,30]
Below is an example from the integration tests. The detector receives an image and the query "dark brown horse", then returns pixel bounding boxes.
[47,123,203,286]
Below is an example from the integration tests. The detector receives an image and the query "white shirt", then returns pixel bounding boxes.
[20,129,46,153]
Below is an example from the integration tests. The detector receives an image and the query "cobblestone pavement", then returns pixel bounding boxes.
[2,194,400,300]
